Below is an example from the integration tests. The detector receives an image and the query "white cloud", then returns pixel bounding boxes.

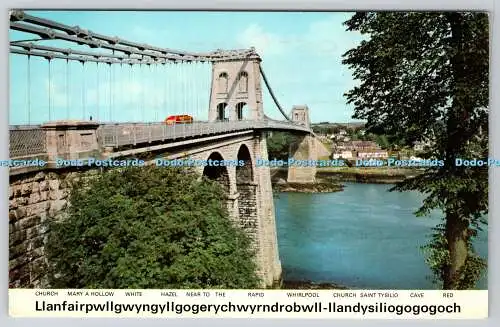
[304,18,343,56]
[295,15,365,58]
[236,15,364,61]
[232,15,366,122]
[237,24,289,56]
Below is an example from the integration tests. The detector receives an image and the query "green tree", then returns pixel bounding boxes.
[342,12,488,289]
[267,132,297,160]
[45,166,260,289]
[375,134,390,149]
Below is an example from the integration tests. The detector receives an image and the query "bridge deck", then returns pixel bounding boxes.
[9,120,310,158]
[98,120,310,148]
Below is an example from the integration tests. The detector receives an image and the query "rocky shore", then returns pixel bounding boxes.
[319,171,406,184]
[273,178,344,193]
[271,167,420,185]
[282,280,348,290]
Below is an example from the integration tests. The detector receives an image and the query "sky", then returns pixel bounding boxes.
[9,10,366,125]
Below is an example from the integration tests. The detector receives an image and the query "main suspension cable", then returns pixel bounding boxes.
[259,64,291,121]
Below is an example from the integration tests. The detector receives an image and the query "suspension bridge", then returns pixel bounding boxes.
[8,10,320,289]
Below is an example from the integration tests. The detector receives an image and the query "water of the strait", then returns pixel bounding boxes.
[274,182,488,289]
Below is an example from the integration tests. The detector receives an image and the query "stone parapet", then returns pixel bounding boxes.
[41,120,100,163]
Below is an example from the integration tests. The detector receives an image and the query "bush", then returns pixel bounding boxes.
[45,166,260,289]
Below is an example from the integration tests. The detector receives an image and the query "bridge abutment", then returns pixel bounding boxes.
[287,105,317,183]
[287,134,317,183]
[9,168,100,288]
[9,120,102,288]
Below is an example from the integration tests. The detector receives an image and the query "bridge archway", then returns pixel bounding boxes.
[235,144,258,237]
[236,144,253,183]
[202,151,230,194]
[236,102,249,120]
[217,103,229,121]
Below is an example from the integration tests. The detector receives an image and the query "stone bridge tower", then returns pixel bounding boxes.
[287,105,317,183]
[205,50,282,287]
[290,105,311,129]
[208,50,264,122]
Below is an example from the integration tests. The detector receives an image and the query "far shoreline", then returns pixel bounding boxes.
[271,167,421,185]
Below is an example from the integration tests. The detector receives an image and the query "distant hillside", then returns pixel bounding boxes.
[312,122,366,130]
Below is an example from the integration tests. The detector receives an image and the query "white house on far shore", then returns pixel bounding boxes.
[332,150,355,159]
[357,150,389,159]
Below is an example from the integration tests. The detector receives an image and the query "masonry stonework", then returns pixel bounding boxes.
[287,105,317,183]
[9,132,282,289]
[9,169,100,288]
[185,135,281,286]
[254,133,282,286]
[287,134,317,183]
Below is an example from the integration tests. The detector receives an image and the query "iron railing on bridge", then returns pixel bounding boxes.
[97,120,310,148]
[8,120,310,158]
[97,120,252,148]
[9,125,46,158]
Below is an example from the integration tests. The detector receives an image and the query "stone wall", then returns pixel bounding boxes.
[237,183,259,242]
[9,169,100,288]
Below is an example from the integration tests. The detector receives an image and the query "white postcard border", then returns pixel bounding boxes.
[1,0,498,326]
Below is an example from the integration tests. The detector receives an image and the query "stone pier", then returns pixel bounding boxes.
[287,105,317,183]
[287,134,317,183]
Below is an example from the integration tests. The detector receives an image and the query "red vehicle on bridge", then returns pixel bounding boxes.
[164,115,194,125]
